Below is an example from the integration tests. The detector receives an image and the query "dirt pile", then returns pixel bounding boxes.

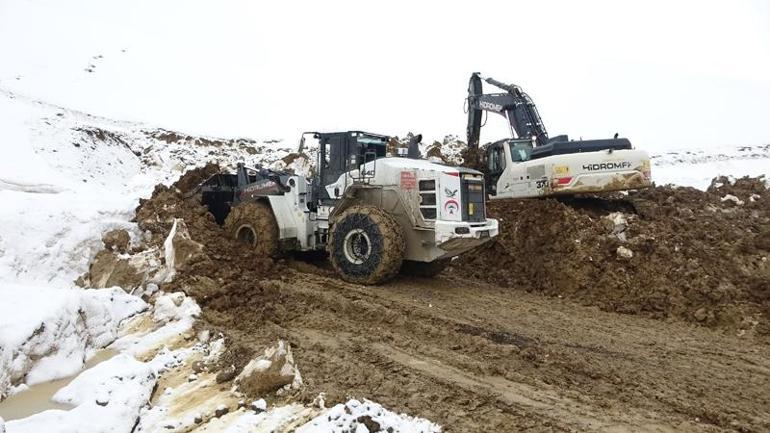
[132,163,276,301]
[452,176,770,334]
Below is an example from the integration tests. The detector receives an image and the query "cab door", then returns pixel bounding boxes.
[484,142,506,197]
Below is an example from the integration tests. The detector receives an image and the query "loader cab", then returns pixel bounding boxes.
[310,131,389,204]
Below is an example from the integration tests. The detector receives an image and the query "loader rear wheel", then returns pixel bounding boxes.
[329,205,405,285]
[223,201,279,257]
[400,258,451,278]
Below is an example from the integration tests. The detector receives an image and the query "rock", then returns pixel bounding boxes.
[694,307,709,322]
[616,246,634,259]
[216,364,237,383]
[86,250,145,290]
[235,340,302,397]
[357,415,381,433]
[165,219,205,276]
[214,404,229,417]
[250,398,267,413]
[603,212,629,241]
[192,360,206,373]
[721,194,745,206]
[187,374,198,382]
[102,229,130,253]
[193,414,203,424]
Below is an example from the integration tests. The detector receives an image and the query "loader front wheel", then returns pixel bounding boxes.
[329,205,405,285]
[223,201,279,257]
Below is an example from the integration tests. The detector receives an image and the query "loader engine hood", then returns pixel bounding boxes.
[327,157,487,223]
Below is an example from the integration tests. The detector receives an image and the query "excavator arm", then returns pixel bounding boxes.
[466,72,550,149]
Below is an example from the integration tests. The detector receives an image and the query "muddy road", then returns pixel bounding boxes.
[201,264,770,432]
[104,168,770,432]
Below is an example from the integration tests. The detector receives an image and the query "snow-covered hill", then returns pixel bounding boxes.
[0,88,296,286]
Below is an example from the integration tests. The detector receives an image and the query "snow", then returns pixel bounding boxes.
[297,399,441,433]
[651,146,770,189]
[0,87,286,401]
[251,399,267,412]
[0,87,294,286]
[111,292,200,358]
[0,285,146,399]
[5,354,156,433]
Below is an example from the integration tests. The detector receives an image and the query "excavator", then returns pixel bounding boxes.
[466,72,651,199]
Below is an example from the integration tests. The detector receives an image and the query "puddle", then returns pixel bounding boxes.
[0,349,116,421]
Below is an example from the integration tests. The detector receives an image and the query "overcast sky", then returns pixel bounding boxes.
[1,0,768,151]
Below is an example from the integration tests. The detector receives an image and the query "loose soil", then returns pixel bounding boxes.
[124,170,770,432]
[452,176,770,336]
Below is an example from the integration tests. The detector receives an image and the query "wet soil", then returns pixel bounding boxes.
[453,177,770,336]
[127,170,770,432]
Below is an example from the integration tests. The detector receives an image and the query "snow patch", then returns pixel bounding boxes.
[297,399,441,433]
[0,285,146,399]
[111,292,199,358]
[6,354,156,433]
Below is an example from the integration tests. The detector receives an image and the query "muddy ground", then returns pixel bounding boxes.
[452,177,770,336]
[117,169,770,432]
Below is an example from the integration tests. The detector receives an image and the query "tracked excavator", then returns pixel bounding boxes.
[466,73,652,199]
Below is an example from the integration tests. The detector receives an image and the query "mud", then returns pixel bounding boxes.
[111,171,770,431]
[453,177,770,336]
[132,164,275,301]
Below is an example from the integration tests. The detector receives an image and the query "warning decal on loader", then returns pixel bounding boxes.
[400,171,417,189]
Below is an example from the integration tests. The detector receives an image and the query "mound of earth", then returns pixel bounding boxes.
[132,164,276,300]
[451,176,770,335]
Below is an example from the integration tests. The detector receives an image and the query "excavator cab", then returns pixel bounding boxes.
[508,139,533,162]
[483,138,535,193]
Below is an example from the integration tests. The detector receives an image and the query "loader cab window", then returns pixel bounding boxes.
[356,135,388,163]
[509,141,533,162]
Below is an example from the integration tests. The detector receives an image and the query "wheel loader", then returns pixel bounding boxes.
[199,131,499,284]
[466,73,652,199]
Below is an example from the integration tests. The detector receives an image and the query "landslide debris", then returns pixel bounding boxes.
[132,163,276,301]
[452,175,770,335]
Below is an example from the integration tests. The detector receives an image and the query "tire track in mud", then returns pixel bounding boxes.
[201,267,770,432]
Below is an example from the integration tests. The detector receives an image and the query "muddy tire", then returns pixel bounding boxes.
[329,205,405,285]
[223,201,279,257]
[400,258,451,278]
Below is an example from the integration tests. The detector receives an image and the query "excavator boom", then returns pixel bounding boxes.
[466,72,549,149]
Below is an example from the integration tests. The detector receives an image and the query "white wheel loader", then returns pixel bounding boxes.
[200,131,499,285]
[466,73,652,199]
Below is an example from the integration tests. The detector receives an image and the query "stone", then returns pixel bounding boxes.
[102,229,130,253]
[616,246,634,259]
[216,365,237,383]
[214,405,229,417]
[235,340,302,397]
